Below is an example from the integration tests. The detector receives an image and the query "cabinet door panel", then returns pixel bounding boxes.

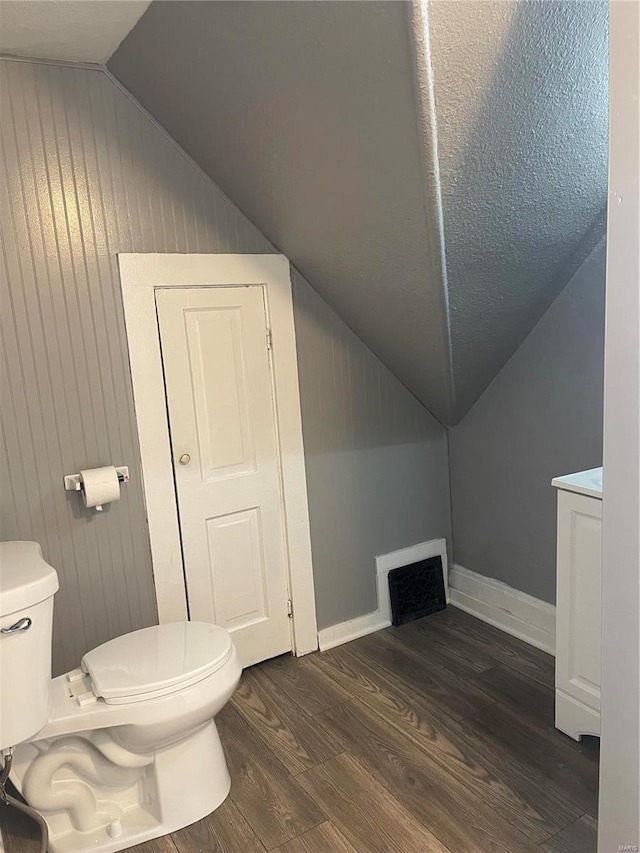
[555,491,602,712]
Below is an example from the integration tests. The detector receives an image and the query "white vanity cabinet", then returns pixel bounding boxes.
[552,468,602,741]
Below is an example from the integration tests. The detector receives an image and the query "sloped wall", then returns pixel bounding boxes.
[427,0,608,417]
[0,59,451,672]
[108,0,454,422]
[109,0,608,424]
[293,271,451,628]
[448,241,606,603]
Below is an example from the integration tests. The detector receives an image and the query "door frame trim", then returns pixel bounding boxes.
[118,253,318,656]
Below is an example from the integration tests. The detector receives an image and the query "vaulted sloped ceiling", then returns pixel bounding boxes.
[108,0,608,424]
[424,0,608,416]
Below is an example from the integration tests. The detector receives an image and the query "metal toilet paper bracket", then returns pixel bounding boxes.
[64,467,129,505]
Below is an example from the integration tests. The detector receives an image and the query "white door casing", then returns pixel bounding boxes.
[118,254,318,659]
[156,286,292,666]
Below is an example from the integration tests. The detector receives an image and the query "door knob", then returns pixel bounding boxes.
[179,454,191,466]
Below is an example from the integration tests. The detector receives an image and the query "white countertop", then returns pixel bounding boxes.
[552,467,603,499]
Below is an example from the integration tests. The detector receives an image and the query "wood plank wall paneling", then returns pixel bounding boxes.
[0,59,273,673]
[0,59,450,673]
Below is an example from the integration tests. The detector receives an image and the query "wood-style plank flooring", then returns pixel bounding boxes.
[0,607,599,852]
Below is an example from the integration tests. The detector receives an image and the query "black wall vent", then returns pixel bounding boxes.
[388,556,446,626]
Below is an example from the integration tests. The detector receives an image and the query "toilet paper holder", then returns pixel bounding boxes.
[64,467,129,493]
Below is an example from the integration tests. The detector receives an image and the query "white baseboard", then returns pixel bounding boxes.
[448,564,556,655]
[318,610,391,652]
[375,538,449,625]
[555,690,600,740]
[318,539,449,652]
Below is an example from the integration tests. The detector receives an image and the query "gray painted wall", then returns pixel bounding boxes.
[109,0,608,424]
[292,270,451,628]
[448,241,605,603]
[0,58,451,673]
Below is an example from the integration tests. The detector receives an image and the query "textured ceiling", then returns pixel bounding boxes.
[0,1,150,63]
[109,0,608,423]
[424,0,608,416]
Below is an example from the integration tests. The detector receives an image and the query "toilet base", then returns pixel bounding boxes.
[11,719,231,853]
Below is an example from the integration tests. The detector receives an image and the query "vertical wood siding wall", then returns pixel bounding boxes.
[0,60,273,673]
[0,59,450,673]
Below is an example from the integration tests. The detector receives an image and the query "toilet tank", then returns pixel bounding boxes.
[0,542,58,750]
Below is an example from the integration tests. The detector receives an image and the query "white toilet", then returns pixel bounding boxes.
[0,541,242,853]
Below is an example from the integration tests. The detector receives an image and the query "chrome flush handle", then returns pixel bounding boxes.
[1,617,32,635]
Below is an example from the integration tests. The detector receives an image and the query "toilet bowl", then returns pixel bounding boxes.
[0,542,242,853]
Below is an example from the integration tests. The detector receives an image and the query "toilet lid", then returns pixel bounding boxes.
[81,622,233,703]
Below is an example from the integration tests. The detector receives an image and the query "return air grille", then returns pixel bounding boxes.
[388,556,446,626]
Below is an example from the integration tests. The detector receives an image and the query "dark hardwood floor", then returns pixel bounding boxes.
[0,607,599,852]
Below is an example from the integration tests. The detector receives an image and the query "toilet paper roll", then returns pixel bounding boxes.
[80,466,120,511]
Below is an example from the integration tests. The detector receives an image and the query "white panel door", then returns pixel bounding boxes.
[156,286,291,667]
